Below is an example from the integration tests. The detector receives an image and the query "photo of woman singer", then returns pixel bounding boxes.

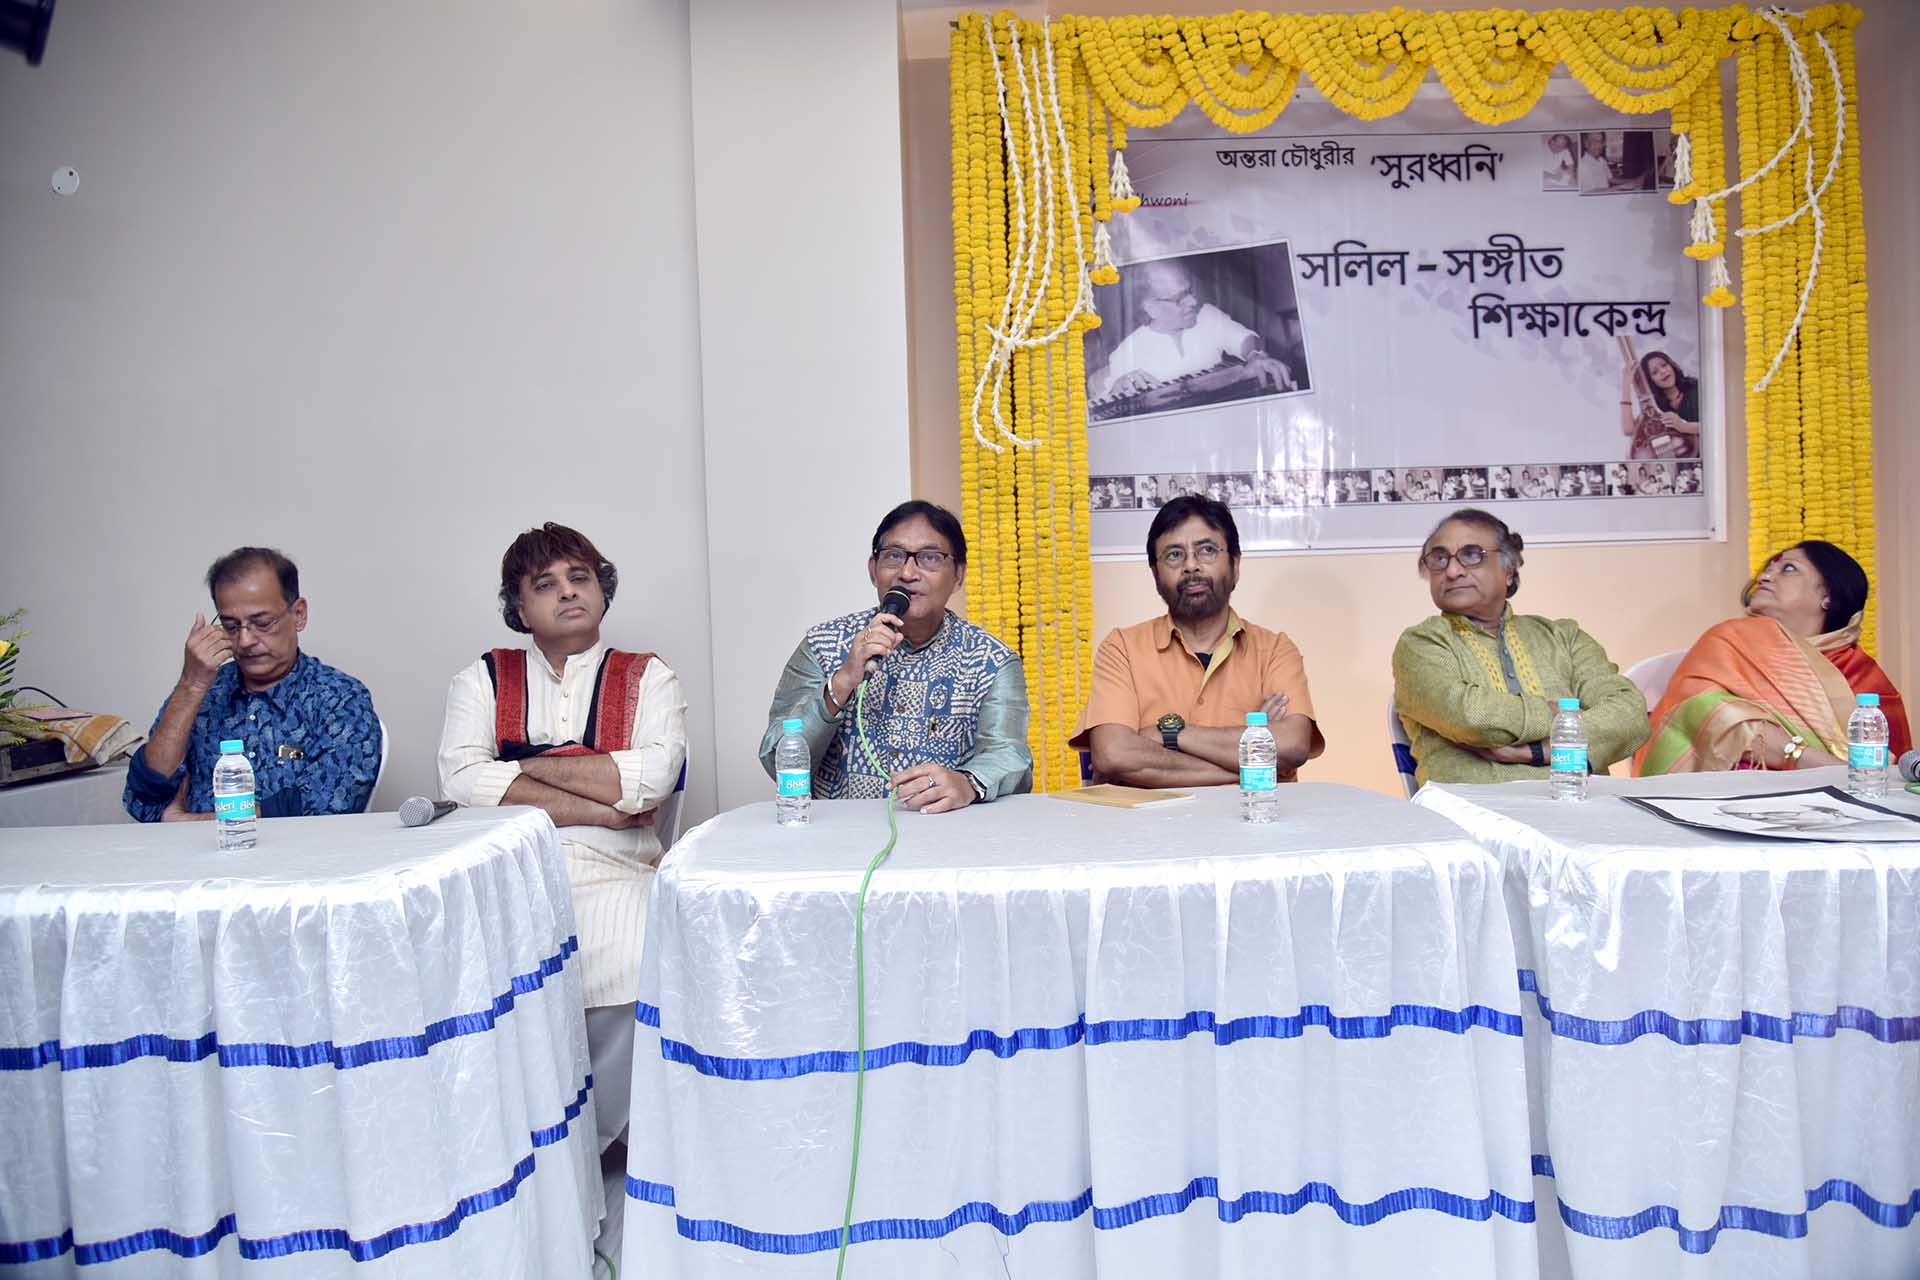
[1620,349,1700,459]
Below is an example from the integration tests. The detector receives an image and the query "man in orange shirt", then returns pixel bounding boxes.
[1071,495,1324,787]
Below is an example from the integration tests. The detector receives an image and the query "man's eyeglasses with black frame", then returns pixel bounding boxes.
[1419,545,1492,574]
[874,547,954,572]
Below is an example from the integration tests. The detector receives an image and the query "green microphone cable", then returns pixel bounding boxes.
[834,679,898,1279]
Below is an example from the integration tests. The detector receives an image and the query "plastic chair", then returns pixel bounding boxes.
[1624,650,1687,710]
[655,761,689,852]
[1387,698,1419,799]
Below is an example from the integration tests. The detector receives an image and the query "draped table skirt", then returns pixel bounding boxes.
[0,808,600,1278]
[1417,766,1920,1280]
[625,784,1537,1279]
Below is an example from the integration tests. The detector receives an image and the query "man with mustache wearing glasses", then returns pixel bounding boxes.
[760,500,1031,812]
[123,546,380,821]
[1072,495,1324,788]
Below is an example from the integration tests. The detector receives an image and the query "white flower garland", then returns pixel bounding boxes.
[968,18,1092,451]
[1685,6,1845,392]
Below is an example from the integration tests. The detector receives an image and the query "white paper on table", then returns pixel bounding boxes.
[1621,784,1920,842]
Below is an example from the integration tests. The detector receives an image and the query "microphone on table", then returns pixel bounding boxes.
[1897,750,1920,784]
[862,587,914,677]
[399,797,458,828]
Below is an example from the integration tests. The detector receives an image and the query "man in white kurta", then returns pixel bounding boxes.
[437,522,687,1243]
[1093,259,1295,401]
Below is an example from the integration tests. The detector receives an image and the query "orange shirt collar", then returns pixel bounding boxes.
[1154,610,1244,656]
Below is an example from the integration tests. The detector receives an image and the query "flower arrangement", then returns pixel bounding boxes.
[0,609,38,747]
[952,6,1877,778]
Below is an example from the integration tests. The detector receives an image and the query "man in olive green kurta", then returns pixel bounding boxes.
[1393,511,1649,787]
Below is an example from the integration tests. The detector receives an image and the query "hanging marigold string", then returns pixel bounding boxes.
[952,5,1877,777]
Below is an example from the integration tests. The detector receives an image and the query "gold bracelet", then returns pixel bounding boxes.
[1781,734,1806,767]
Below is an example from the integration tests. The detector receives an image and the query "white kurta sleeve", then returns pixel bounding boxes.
[606,659,689,816]
[438,660,524,807]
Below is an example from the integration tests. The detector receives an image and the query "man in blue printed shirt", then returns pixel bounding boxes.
[123,547,381,821]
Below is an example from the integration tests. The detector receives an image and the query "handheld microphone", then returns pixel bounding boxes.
[399,797,458,828]
[862,587,914,677]
[1899,750,1920,784]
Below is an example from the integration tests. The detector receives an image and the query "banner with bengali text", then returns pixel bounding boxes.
[1087,87,1720,557]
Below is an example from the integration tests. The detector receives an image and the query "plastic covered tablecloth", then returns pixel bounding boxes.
[626,783,1536,1278]
[0,807,599,1277]
[1416,766,1920,1279]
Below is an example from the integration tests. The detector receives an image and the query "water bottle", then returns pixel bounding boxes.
[775,718,812,827]
[1847,692,1889,798]
[212,739,258,850]
[1549,698,1588,802]
[1239,711,1278,824]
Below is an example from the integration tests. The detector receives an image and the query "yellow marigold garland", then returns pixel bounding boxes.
[951,6,1878,784]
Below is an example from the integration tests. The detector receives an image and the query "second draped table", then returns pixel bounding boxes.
[624,784,1537,1278]
[1417,766,1920,1280]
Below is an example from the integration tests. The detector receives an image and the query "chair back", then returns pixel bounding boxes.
[1387,697,1419,798]
[1624,649,1687,710]
[655,761,689,852]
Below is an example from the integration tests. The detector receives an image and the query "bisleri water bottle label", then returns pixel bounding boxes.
[214,792,256,821]
[1849,743,1888,770]
[1550,747,1588,773]
[1240,766,1277,791]
[777,769,810,797]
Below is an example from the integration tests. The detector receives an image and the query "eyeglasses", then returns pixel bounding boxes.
[1419,544,1491,573]
[217,606,293,636]
[1157,542,1224,569]
[874,547,954,571]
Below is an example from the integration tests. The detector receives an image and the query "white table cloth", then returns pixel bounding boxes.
[626,784,1537,1278]
[0,808,601,1277]
[1416,767,1920,1279]
[0,764,133,829]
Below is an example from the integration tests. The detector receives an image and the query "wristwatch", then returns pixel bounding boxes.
[1157,712,1185,751]
[964,771,987,802]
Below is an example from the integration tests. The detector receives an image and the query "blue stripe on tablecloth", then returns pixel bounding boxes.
[0,1078,592,1267]
[624,1174,1533,1254]
[1516,968,1920,1046]
[631,999,1522,1081]
[1528,1155,1917,1251]
[0,936,578,1073]
[628,1169,1918,1257]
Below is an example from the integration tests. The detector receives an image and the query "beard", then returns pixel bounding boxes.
[1159,572,1230,622]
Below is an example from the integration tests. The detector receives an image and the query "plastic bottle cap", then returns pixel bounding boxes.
[782,718,804,732]
[1557,698,1581,711]
[1245,712,1268,726]
[1857,693,1880,707]
[219,739,245,753]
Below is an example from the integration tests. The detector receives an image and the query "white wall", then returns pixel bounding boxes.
[689,0,915,810]
[0,1,719,818]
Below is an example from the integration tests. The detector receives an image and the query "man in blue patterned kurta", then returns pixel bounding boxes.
[760,502,1031,810]
[123,547,380,821]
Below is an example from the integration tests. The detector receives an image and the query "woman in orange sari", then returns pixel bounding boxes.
[1636,541,1911,774]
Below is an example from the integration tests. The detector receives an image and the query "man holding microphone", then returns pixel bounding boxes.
[760,501,1032,811]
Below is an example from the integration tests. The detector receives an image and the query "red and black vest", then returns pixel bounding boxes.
[482,648,654,760]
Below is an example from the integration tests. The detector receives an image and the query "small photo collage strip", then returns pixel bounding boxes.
[1091,462,1703,511]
